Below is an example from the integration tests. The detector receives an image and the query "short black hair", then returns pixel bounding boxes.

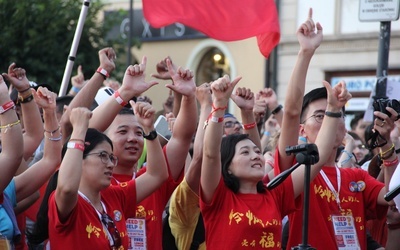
[350,113,365,130]
[301,87,345,122]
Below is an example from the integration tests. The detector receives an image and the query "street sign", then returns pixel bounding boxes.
[359,0,400,22]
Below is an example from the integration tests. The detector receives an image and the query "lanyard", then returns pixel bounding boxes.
[78,191,114,246]
[320,167,342,211]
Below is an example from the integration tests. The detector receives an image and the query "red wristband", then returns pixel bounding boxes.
[0,101,15,114]
[113,90,128,107]
[243,122,257,130]
[67,142,85,152]
[96,67,110,79]
[383,157,399,167]
[210,116,224,123]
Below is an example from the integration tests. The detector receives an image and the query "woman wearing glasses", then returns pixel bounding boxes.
[48,103,168,249]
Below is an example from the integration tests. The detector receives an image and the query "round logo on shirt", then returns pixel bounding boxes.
[114,210,122,222]
[349,181,358,192]
[357,181,366,192]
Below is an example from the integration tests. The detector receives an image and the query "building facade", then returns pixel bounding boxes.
[104,0,400,126]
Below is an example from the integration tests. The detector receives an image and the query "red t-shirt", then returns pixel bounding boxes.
[274,150,386,250]
[48,180,136,250]
[200,177,298,250]
[111,146,183,250]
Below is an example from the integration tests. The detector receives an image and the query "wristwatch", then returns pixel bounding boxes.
[143,130,158,141]
[18,94,34,104]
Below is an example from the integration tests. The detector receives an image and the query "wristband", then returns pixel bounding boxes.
[271,104,283,115]
[210,116,224,123]
[113,90,128,107]
[383,156,399,167]
[96,67,110,79]
[67,142,85,152]
[0,101,15,114]
[71,86,81,93]
[243,122,257,130]
[325,111,342,118]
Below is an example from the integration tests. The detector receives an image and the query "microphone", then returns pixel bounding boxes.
[384,184,400,202]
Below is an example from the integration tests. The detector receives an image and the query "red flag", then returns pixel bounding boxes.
[142,0,280,58]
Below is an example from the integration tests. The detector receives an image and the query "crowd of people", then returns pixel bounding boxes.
[1,8,400,250]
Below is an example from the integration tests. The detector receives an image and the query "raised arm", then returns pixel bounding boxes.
[185,83,212,194]
[60,48,116,141]
[89,56,158,131]
[14,87,62,202]
[132,100,168,203]
[231,87,261,150]
[373,107,400,205]
[201,75,241,203]
[3,63,43,159]
[164,59,198,180]
[291,81,351,197]
[278,8,323,171]
[56,108,91,221]
[0,75,23,193]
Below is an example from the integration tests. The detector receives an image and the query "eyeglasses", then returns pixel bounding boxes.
[101,213,122,249]
[301,112,345,124]
[224,121,242,128]
[85,151,118,166]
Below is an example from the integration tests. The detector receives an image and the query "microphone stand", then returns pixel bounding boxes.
[267,143,319,250]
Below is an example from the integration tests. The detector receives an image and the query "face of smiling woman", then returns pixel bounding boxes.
[228,139,265,182]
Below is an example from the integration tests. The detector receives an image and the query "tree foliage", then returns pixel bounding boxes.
[0,0,131,92]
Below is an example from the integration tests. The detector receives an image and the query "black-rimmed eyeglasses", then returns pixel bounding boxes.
[301,112,345,124]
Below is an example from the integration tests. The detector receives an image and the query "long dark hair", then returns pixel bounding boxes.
[221,134,266,193]
[26,128,113,245]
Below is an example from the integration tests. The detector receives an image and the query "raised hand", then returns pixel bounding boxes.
[211,75,241,107]
[71,65,86,89]
[98,47,116,73]
[297,8,323,52]
[129,100,156,131]
[196,82,212,107]
[231,87,254,111]
[70,107,92,132]
[325,80,351,111]
[165,59,196,97]
[120,56,158,97]
[151,56,177,80]
[32,87,57,112]
[2,63,30,91]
